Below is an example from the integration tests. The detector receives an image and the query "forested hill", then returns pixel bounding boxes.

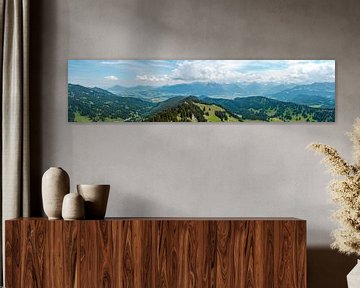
[202,96,335,122]
[146,96,241,122]
[68,84,156,122]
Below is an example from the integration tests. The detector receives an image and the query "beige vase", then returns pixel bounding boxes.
[62,192,85,220]
[77,184,110,219]
[42,167,70,219]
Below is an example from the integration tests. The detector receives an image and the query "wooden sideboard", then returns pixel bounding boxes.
[5,217,306,287]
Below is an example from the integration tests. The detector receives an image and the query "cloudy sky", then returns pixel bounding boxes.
[68,60,335,88]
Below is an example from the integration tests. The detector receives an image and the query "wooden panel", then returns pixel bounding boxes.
[47,221,64,288]
[273,220,307,288]
[96,221,114,287]
[216,220,234,287]
[5,221,21,288]
[263,221,275,288]
[202,221,217,287]
[155,220,168,287]
[119,220,136,287]
[296,221,307,287]
[112,220,154,287]
[21,219,47,288]
[80,221,97,287]
[63,221,80,287]
[5,218,306,288]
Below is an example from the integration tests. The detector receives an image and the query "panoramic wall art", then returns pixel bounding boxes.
[68,60,335,123]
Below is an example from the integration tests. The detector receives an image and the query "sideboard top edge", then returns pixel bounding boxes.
[5,217,306,222]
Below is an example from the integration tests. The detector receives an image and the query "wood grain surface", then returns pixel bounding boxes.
[5,218,306,287]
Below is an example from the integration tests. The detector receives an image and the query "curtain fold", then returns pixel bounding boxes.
[0,0,30,284]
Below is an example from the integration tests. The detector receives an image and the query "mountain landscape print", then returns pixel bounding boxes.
[68,60,335,123]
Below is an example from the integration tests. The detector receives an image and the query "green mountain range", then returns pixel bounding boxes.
[68,83,335,123]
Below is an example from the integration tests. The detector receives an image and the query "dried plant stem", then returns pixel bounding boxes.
[309,118,360,256]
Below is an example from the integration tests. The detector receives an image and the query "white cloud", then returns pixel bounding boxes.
[104,75,118,81]
[135,60,335,85]
[171,60,246,82]
[260,61,335,83]
[101,61,123,65]
[136,74,170,83]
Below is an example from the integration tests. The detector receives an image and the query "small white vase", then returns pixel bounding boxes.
[62,192,85,220]
[77,184,110,219]
[347,259,360,288]
[42,167,70,219]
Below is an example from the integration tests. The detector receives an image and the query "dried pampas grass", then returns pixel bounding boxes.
[308,118,360,256]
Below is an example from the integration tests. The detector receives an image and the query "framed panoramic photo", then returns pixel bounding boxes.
[68,60,335,123]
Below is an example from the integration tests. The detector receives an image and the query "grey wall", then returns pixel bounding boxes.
[31,0,360,250]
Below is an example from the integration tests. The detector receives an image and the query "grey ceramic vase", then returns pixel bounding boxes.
[62,192,85,220]
[77,184,110,219]
[42,167,70,219]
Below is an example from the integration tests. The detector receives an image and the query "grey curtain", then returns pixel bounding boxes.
[0,0,30,284]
